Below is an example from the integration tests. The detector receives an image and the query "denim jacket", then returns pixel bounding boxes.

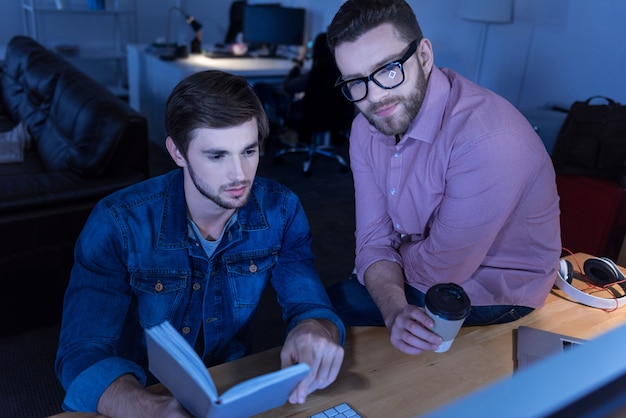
[55,170,345,412]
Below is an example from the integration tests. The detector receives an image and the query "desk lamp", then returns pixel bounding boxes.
[162,7,204,60]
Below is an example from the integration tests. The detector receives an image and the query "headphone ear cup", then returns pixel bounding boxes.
[584,257,622,286]
[558,259,574,284]
[600,257,626,280]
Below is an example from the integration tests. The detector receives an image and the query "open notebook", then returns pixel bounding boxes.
[516,326,587,370]
[145,321,310,418]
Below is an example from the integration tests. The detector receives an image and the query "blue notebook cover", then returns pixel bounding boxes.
[145,321,310,418]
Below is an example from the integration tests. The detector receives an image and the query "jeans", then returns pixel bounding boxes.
[326,275,534,327]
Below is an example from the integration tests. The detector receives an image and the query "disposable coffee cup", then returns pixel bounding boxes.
[425,283,471,353]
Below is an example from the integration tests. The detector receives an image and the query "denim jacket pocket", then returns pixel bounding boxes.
[129,270,189,327]
[225,249,278,306]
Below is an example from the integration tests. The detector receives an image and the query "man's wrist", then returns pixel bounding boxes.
[294,318,340,344]
[97,374,169,418]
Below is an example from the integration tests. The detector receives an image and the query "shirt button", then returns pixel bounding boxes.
[394,152,400,158]
[391,188,397,196]
[182,326,191,334]
[396,224,401,230]
[154,282,163,292]
[193,283,201,291]
[249,264,258,273]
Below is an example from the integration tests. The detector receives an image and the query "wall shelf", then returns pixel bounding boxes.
[20,0,137,98]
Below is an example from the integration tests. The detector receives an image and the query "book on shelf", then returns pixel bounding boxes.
[145,320,310,418]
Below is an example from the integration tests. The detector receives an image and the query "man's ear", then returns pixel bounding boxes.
[417,38,434,76]
[165,136,187,168]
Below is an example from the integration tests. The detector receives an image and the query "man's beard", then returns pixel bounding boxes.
[363,65,427,137]
[188,163,252,210]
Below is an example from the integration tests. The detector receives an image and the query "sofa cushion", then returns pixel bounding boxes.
[38,69,127,174]
[1,37,61,140]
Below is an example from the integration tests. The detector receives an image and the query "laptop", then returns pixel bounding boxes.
[516,326,587,370]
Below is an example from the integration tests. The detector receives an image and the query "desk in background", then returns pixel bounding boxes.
[50,253,626,417]
[126,45,294,147]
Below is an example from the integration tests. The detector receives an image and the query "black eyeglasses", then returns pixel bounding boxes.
[335,39,419,102]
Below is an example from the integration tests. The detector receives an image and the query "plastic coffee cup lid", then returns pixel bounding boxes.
[425,283,471,320]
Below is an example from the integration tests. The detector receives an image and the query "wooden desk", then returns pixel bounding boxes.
[50,253,626,418]
[126,45,294,147]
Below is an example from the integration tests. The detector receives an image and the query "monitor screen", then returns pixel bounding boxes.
[421,322,626,418]
[242,5,306,50]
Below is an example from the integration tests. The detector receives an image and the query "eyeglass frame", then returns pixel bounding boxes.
[334,38,420,102]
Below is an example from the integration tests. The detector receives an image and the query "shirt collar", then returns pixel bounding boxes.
[158,170,269,248]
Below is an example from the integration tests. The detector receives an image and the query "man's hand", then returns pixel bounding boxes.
[280,319,344,405]
[363,260,442,354]
[387,304,442,355]
[97,374,190,418]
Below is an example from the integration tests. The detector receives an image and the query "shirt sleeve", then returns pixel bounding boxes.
[269,191,346,345]
[55,201,145,412]
[61,358,146,412]
[399,126,547,290]
[350,117,404,284]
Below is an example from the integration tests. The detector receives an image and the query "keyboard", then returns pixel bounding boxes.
[204,51,252,59]
[310,402,362,418]
[205,51,291,60]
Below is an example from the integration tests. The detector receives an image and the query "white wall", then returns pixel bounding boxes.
[1,0,625,115]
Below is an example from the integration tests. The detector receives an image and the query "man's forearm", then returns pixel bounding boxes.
[363,260,408,328]
[97,374,185,418]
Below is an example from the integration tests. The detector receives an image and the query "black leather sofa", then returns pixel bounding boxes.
[0,36,149,335]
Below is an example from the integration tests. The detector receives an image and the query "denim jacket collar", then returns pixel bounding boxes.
[157,170,269,250]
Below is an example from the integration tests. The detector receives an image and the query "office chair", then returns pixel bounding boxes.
[273,33,355,175]
[224,0,246,44]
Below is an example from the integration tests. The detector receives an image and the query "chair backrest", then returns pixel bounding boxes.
[225,0,247,44]
[300,33,354,133]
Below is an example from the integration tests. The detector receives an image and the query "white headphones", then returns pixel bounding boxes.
[555,257,626,309]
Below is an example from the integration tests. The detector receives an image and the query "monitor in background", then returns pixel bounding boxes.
[242,5,306,57]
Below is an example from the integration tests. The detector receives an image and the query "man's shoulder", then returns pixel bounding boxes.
[100,170,181,211]
[253,176,296,196]
[441,67,517,113]
[248,177,301,215]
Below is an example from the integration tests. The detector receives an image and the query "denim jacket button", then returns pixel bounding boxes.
[154,282,163,292]
[193,283,201,291]
[182,326,191,334]
[249,264,258,273]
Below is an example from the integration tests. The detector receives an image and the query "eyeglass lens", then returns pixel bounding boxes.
[342,63,405,101]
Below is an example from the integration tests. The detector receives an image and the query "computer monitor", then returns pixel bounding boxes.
[421,322,626,418]
[242,5,306,57]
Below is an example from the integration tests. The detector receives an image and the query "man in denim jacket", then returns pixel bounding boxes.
[55,70,345,417]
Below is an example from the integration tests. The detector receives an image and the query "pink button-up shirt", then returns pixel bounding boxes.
[350,66,561,308]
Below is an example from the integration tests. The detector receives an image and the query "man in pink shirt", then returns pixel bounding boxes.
[326,0,561,355]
